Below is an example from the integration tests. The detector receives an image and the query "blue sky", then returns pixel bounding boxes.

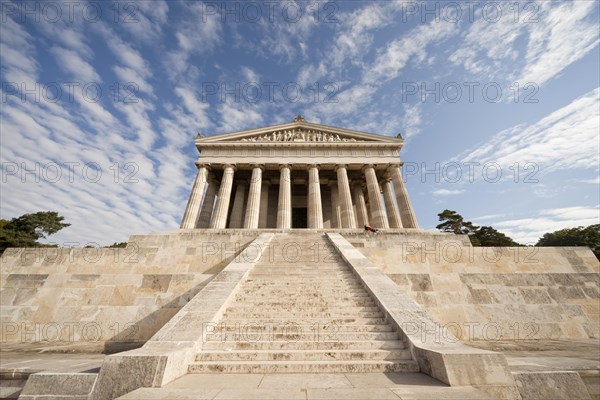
[1,0,599,245]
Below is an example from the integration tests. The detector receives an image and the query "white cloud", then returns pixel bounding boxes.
[517,1,599,86]
[330,4,392,68]
[120,0,169,43]
[449,1,599,87]
[401,103,423,138]
[493,205,600,244]
[0,11,193,245]
[255,5,317,62]
[457,87,600,174]
[50,47,100,82]
[163,2,222,81]
[366,19,456,84]
[449,2,525,76]
[432,189,465,196]
[578,177,600,184]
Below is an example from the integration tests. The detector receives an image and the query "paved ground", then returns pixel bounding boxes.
[468,339,600,372]
[118,372,493,399]
[0,352,104,375]
[2,340,598,399]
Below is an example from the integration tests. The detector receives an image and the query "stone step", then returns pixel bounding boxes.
[188,359,420,373]
[201,340,406,351]
[209,324,393,333]
[195,349,412,362]
[204,331,399,341]
[244,279,360,284]
[225,305,381,313]
[255,255,342,260]
[236,292,371,297]
[242,282,365,289]
[248,272,353,278]
[235,293,373,300]
[224,311,385,318]
[228,298,377,307]
[246,276,355,280]
[218,317,388,325]
[250,268,349,273]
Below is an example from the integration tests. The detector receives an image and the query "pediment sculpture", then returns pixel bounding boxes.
[240,129,358,142]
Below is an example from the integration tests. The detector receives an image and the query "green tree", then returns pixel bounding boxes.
[436,210,521,247]
[106,242,128,248]
[536,224,600,260]
[0,212,70,254]
[436,209,481,246]
[473,226,521,247]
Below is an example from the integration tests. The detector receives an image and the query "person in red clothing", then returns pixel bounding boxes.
[364,224,379,233]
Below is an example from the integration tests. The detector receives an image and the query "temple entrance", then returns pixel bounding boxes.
[292,208,308,228]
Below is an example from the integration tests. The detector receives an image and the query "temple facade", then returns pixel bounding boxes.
[180,116,419,230]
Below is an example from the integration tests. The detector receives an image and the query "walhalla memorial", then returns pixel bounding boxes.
[1,116,598,400]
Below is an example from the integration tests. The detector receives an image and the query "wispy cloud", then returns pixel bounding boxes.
[450,1,599,86]
[517,1,599,86]
[365,19,456,84]
[493,205,600,244]
[432,189,465,196]
[456,87,600,174]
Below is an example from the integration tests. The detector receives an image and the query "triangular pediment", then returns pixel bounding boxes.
[197,117,403,144]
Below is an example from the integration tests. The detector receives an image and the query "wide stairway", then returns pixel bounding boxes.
[188,232,419,374]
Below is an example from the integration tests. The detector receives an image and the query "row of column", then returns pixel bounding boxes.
[180,164,419,230]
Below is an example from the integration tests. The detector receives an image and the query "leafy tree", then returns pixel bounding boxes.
[106,242,128,248]
[436,210,481,246]
[436,210,522,247]
[0,212,70,254]
[474,226,521,247]
[536,224,600,260]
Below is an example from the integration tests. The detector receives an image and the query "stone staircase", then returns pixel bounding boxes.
[188,232,419,374]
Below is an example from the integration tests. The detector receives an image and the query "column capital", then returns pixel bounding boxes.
[335,164,347,171]
[361,164,375,173]
[385,163,401,174]
[194,162,211,169]
[279,164,291,171]
[250,163,265,170]
[223,163,236,171]
[307,163,320,170]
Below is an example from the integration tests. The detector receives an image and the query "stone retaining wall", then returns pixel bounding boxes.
[0,230,259,349]
[348,232,600,341]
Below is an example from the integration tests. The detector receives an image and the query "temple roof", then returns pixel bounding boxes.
[196,116,404,144]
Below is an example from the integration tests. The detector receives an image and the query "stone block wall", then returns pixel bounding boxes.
[347,232,600,341]
[0,230,259,350]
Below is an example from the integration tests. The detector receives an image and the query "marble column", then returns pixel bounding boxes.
[243,165,263,229]
[336,164,356,228]
[277,164,291,229]
[196,177,218,228]
[363,165,389,228]
[229,180,247,228]
[383,179,403,228]
[329,182,341,228]
[258,181,271,228]
[352,182,369,227]
[180,165,208,229]
[307,165,323,229]
[390,164,419,229]
[210,165,235,229]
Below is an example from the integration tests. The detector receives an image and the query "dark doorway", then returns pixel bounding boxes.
[292,208,308,228]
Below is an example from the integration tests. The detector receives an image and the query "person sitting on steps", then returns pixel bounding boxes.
[364,224,379,233]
